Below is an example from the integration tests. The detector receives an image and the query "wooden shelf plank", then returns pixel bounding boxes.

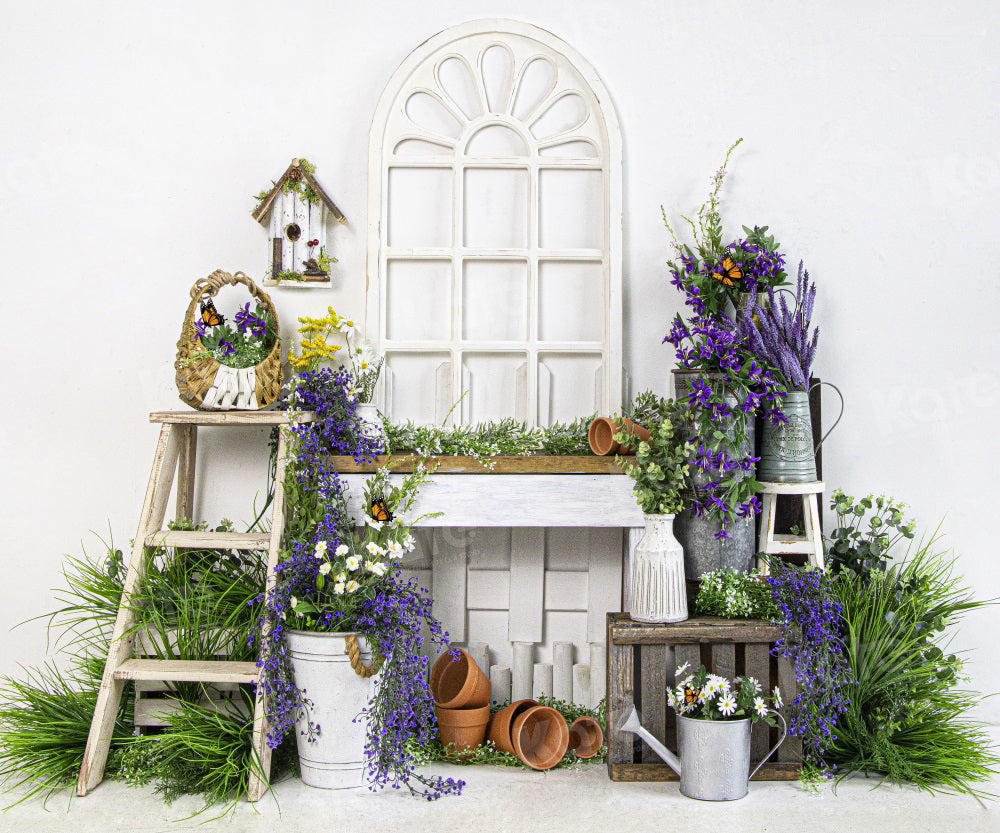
[608,613,783,644]
[149,411,314,425]
[113,659,259,684]
[145,531,271,550]
[328,454,626,474]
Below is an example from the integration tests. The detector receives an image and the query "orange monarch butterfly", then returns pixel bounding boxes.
[684,687,701,705]
[711,256,742,288]
[200,299,224,327]
[370,495,393,524]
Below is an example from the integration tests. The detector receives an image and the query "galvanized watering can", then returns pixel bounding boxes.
[618,705,787,801]
[758,381,844,483]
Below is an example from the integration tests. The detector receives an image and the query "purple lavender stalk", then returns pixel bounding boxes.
[737,260,819,390]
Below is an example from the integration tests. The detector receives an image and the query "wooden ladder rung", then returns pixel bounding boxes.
[113,659,259,684]
[144,530,271,549]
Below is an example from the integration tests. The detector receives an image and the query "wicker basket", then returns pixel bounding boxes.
[175,270,283,410]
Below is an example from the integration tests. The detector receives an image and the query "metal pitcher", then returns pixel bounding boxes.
[758,381,844,483]
[618,705,787,801]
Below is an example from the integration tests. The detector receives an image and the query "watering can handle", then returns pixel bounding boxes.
[808,381,844,455]
[749,709,788,780]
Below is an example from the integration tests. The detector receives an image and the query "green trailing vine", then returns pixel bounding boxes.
[252,157,320,215]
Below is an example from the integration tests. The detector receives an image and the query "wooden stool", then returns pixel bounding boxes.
[756,481,825,573]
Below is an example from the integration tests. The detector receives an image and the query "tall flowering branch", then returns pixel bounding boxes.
[738,260,819,390]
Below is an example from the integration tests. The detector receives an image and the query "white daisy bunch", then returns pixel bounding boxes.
[666,663,782,724]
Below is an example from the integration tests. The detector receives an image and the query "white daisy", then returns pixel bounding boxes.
[334,544,349,557]
[369,561,388,577]
[675,662,690,678]
[314,540,328,558]
[386,540,403,556]
[365,541,385,557]
[346,580,359,593]
[365,516,384,531]
[403,534,416,552]
[333,582,346,595]
[667,689,678,710]
[335,572,346,583]
[319,562,331,576]
[773,687,783,708]
[718,693,737,716]
[753,696,768,718]
[746,676,762,693]
[345,555,360,571]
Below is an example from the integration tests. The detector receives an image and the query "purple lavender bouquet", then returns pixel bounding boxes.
[738,261,819,391]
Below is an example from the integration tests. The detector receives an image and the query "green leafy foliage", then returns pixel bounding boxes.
[614,398,694,514]
[827,489,916,576]
[695,567,778,619]
[825,530,997,797]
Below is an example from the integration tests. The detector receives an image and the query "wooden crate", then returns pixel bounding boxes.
[606,613,800,781]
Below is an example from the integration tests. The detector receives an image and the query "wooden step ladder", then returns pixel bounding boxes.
[77,410,312,803]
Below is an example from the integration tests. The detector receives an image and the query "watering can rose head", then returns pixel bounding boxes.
[667,663,781,726]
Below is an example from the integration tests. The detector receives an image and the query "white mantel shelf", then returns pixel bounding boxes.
[331,455,644,528]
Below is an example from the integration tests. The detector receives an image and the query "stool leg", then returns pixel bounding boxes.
[757,493,778,575]
[805,494,825,570]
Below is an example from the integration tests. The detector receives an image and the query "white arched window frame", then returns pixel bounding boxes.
[367,19,623,426]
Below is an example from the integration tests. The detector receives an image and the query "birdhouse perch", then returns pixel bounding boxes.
[252,158,346,286]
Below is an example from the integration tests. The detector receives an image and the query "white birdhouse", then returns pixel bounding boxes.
[252,158,346,286]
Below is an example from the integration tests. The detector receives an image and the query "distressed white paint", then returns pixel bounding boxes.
[512,641,533,701]
[572,663,591,708]
[467,641,490,680]
[589,642,606,709]
[490,665,511,706]
[508,529,544,642]
[280,190,295,273]
[200,366,259,411]
[431,529,467,642]
[552,641,573,701]
[367,19,623,425]
[340,473,643,528]
[532,662,553,698]
[293,191,309,271]
[587,529,622,642]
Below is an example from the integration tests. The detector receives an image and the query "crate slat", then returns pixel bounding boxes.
[640,644,667,763]
[777,647,802,763]
[607,624,634,770]
[745,642,771,761]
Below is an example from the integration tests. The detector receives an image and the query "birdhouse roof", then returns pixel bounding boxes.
[252,158,347,225]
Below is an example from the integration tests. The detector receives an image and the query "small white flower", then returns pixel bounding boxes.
[403,534,416,552]
[333,582,346,595]
[746,676,762,693]
[718,693,737,716]
[387,540,403,556]
[319,562,331,576]
[365,516,384,531]
[314,540,328,558]
[773,687,782,708]
[754,696,768,718]
[667,689,678,710]
[345,556,361,571]
[366,541,386,557]
[289,596,299,609]
[334,544,349,557]
[346,580,359,593]
[335,571,346,583]
[370,561,388,577]
[675,662,690,678]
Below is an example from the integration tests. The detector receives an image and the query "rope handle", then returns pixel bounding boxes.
[346,633,384,678]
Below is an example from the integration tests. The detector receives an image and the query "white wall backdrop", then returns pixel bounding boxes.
[1,0,997,702]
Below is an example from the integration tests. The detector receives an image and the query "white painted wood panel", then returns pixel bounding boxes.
[466,569,510,610]
[340,474,643,528]
[553,641,573,700]
[491,665,512,705]
[532,662,553,698]
[587,528,623,642]
[280,191,294,273]
[431,529,467,642]
[512,641,533,701]
[293,192,309,271]
[543,570,588,611]
[508,528,544,642]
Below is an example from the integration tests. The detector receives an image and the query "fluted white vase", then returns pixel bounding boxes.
[629,514,688,623]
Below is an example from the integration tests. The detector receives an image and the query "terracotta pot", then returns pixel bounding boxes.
[568,716,605,759]
[588,417,651,456]
[486,699,537,755]
[434,704,490,754]
[430,648,491,709]
[511,705,570,770]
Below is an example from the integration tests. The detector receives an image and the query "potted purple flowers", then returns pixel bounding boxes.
[738,262,842,482]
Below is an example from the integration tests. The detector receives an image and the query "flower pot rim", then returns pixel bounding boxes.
[677,714,753,727]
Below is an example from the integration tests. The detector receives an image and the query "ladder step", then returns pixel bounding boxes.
[145,530,271,549]
[113,659,259,684]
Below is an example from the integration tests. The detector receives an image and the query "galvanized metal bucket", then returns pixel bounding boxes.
[759,382,844,483]
[676,711,787,800]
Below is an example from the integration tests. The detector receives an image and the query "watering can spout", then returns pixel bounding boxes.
[617,706,682,775]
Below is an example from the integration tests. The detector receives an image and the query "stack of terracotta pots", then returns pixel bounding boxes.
[431,648,606,768]
[431,649,491,753]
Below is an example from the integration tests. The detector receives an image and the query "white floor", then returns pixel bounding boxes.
[2,757,998,833]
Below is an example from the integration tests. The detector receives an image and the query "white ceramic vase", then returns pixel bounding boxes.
[629,513,688,623]
[355,402,384,442]
[285,630,377,789]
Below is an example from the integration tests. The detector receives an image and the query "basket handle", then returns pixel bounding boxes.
[180,269,280,342]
